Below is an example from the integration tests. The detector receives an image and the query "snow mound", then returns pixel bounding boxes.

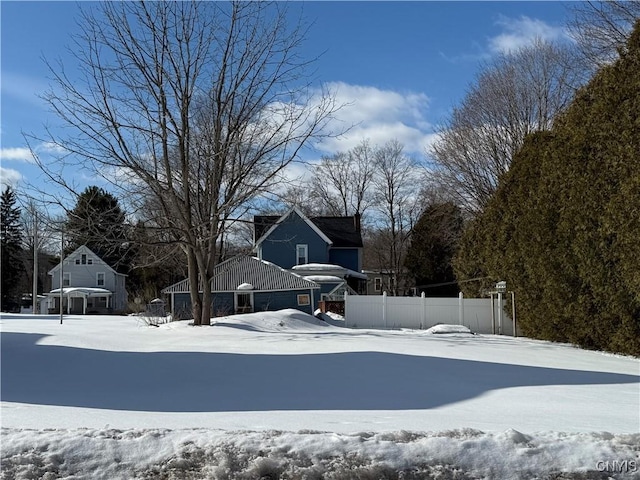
[315,310,346,327]
[425,324,473,335]
[3,428,639,480]
[212,308,334,332]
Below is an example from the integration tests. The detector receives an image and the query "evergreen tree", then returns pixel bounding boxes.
[1,186,23,311]
[405,202,463,296]
[454,21,640,356]
[66,186,130,271]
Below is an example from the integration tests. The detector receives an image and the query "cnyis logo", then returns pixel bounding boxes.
[595,460,638,474]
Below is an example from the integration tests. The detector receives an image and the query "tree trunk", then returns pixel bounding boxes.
[201,274,212,326]
[186,247,203,325]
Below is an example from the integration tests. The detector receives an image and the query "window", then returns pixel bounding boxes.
[296,244,308,265]
[297,294,310,306]
[97,272,105,287]
[235,292,253,313]
[96,297,107,308]
[374,277,382,292]
[76,255,92,265]
[63,273,70,287]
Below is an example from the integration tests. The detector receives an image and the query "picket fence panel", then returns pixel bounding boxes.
[345,293,515,335]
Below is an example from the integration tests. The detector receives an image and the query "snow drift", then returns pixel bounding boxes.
[1,310,638,479]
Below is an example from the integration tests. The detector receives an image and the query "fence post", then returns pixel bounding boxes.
[458,291,464,325]
[344,290,348,327]
[421,291,426,329]
[511,291,516,337]
[383,291,387,329]
[497,292,503,335]
[491,294,496,334]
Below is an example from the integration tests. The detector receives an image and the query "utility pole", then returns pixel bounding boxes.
[32,211,38,314]
[60,230,64,325]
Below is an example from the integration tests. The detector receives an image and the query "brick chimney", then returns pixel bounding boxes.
[353,212,361,232]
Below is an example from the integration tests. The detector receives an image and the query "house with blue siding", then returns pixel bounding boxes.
[253,207,366,294]
[162,255,321,319]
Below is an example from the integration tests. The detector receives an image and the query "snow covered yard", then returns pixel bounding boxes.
[1,310,639,479]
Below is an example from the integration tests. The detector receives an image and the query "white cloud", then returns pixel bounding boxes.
[0,167,23,187]
[311,82,434,157]
[0,147,35,163]
[489,16,568,54]
[0,142,71,165]
[40,142,69,155]
[0,72,49,107]
[441,16,570,64]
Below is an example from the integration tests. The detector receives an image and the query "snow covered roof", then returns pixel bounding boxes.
[48,287,113,297]
[292,263,368,280]
[162,256,320,294]
[303,275,344,284]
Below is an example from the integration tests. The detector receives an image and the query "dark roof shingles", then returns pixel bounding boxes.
[254,214,362,248]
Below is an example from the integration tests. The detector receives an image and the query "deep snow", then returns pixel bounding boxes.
[1,310,639,479]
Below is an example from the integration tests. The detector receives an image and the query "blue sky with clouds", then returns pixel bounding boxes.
[1,1,573,191]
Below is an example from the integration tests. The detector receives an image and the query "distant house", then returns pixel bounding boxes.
[162,255,321,318]
[46,245,128,314]
[253,207,367,294]
[362,269,394,295]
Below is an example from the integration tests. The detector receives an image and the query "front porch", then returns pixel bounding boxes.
[47,288,114,315]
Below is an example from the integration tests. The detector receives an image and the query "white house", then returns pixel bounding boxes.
[47,245,128,314]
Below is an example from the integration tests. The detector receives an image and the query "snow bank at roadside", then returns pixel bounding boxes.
[3,427,638,480]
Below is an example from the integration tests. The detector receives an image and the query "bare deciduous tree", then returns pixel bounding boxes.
[568,1,640,68]
[32,1,338,325]
[370,140,421,295]
[429,39,582,214]
[310,139,376,217]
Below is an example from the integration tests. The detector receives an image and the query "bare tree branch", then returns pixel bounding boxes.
[429,39,583,214]
[31,1,339,325]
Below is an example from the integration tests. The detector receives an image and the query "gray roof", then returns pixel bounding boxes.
[162,256,319,294]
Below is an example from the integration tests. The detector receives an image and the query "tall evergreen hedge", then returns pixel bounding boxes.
[454,22,640,356]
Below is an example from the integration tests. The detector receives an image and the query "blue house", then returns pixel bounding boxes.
[162,255,321,318]
[254,207,367,294]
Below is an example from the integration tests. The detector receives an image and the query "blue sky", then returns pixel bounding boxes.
[1,1,573,192]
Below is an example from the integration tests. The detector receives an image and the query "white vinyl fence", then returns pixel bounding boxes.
[345,292,515,335]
